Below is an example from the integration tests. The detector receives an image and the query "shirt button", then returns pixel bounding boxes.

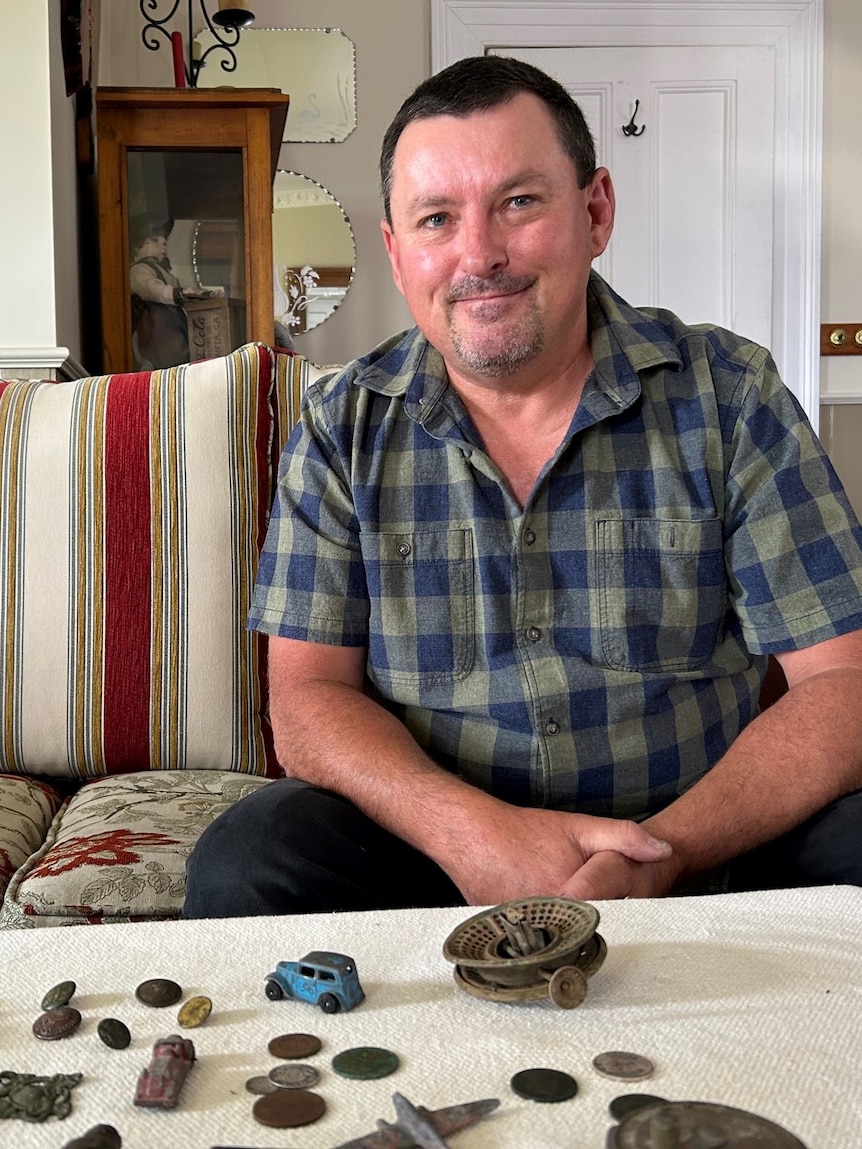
[524,529,536,545]
[396,542,411,558]
[526,626,542,642]
[545,720,560,736]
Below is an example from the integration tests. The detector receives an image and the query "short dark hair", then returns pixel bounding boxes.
[380,55,597,225]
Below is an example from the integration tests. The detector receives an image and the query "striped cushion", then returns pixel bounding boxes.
[0,345,276,778]
[271,348,337,463]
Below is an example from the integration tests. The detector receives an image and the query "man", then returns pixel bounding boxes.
[184,56,862,918]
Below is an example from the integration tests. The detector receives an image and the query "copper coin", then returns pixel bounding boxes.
[32,1005,82,1040]
[268,1033,322,1059]
[177,995,212,1028]
[609,1094,667,1120]
[252,1088,326,1128]
[41,979,76,1011]
[135,978,182,1007]
[510,1067,579,1102]
[593,1051,655,1081]
[245,1074,279,1095]
[97,1017,131,1050]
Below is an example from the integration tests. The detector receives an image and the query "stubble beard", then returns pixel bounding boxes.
[445,275,544,378]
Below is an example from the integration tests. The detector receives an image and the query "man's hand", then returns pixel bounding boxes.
[433,802,675,905]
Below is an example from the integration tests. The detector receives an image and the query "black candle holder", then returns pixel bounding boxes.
[139,0,255,89]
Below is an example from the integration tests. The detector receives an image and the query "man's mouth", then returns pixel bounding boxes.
[445,275,536,306]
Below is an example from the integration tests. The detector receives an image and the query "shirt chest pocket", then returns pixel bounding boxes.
[596,517,726,672]
[361,528,475,688]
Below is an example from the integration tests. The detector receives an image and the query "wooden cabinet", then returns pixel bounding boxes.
[96,88,289,374]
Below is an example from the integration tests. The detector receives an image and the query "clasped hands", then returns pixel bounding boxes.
[439,804,680,905]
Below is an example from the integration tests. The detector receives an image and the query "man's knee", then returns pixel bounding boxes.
[183,777,327,918]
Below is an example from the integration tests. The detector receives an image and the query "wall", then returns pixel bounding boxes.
[97,0,426,367]
[817,0,862,518]
[0,0,82,375]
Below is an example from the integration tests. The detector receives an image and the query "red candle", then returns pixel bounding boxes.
[171,30,187,88]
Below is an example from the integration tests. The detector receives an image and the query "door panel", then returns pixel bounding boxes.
[497,45,775,347]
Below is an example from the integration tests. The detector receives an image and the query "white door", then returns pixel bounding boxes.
[501,46,775,349]
[432,0,822,425]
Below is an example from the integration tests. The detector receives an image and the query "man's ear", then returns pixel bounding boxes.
[586,167,615,260]
[380,219,405,295]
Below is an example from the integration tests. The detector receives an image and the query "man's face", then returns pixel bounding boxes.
[381,92,614,384]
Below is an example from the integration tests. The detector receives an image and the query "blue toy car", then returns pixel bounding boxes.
[264,950,365,1014]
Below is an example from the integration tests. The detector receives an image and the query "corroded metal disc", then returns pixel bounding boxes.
[443,897,600,970]
[607,1100,809,1148]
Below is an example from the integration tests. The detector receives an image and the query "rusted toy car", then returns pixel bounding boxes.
[134,1034,195,1109]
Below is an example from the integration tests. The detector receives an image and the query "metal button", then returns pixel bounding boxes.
[526,626,541,642]
[524,528,536,545]
[396,542,411,558]
[545,720,560,736]
[97,1018,131,1050]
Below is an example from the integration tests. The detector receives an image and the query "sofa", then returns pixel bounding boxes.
[0,343,330,927]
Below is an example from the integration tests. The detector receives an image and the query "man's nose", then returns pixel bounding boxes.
[458,214,508,277]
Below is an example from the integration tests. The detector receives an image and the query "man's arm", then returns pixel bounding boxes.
[565,628,862,900]
[266,635,672,905]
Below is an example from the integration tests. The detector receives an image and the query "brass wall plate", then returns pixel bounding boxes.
[820,323,862,355]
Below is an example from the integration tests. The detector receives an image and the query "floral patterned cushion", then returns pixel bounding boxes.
[0,775,64,898]
[0,771,271,927]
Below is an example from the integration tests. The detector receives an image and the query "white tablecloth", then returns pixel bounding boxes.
[0,886,859,1148]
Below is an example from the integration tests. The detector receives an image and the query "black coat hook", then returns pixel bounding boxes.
[622,99,646,137]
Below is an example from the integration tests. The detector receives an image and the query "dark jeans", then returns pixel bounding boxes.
[182,778,862,918]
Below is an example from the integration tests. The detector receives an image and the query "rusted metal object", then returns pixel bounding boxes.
[443,897,606,1008]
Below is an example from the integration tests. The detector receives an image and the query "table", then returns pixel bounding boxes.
[1,886,859,1148]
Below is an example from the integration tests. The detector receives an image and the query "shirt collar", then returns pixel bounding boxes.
[350,270,684,425]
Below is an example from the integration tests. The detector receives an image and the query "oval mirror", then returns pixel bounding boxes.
[272,171,355,341]
[194,28,356,143]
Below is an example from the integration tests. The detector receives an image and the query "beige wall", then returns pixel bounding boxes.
[97,0,426,367]
[818,0,862,518]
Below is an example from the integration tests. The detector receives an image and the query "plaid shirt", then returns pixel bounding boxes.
[251,272,862,818]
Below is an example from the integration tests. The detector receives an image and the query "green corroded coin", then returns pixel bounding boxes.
[41,980,76,1011]
[62,1124,122,1149]
[331,1046,400,1080]
[97,1017,131,1050]
[510,1067,578,1103]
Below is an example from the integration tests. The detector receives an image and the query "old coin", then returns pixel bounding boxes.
[510,1067,579,1103]
[62,1124,122,1149]
[608,1100,808,1148]
[178,994,212,1028]
[135,977,182,1007]
[32,1005,82,1041]
[593,1051,655,1081]
[331,1046,400,1081]
[245,1074,280,1095]
[97,1017,131,1050]
[41,979,76,1011]
[609,1093,667,1120]
[267,1033,322,1059]
[269,1062,321,1089]
[252,1087,326,1128]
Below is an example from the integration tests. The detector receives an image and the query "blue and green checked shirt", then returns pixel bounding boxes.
[250,272,862,818]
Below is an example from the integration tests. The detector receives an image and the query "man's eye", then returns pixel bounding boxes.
[421,213,448,229]
[508,195,535,209]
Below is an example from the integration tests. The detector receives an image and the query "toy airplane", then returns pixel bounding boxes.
[333,1091,501,1148]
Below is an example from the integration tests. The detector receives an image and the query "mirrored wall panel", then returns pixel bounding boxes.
[272,171,355,342]
[195,28,356,142]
